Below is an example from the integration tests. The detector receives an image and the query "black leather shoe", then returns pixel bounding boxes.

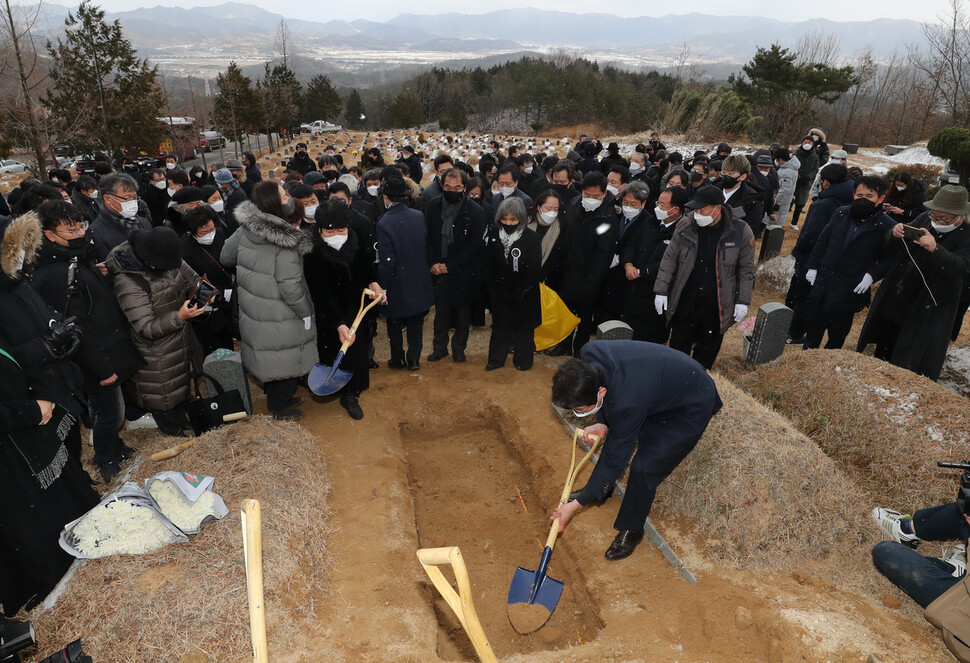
[514,363,532,371]
[368,359,380,369]
[427,350,448,362]
[604,530,644,561]
[407,360,420,371]
[387,358,407,370]
[453,351,466,363]
[484,362,503,371]
[285,396,304,409]
[339,392,364,420]
[119,444,138,462]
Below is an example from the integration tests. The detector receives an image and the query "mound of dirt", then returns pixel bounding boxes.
[28,417,332,662]
[735,349,969,511]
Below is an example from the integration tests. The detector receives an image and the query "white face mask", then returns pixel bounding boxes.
[499,186,515,198]
[523,166,534,174]
[932,221,958,233]
[119,199,139,219]
[195,230,216,245]
[621,205,640,219]
[367,185,380,197]
[166,163,176,170]
[210,200,224,213]
[581,196,602,212]
[607,185,620,197]
[572,391,603,418]
[655,206,670,221]
[153,180,166,190]
[166,187,177,197]
[694,212,715,227]
[87,190,98,199]
[896,185,906,191]
[801,144,812,151]
[304,204,319,220]
[629,162,643,174]
[538,209,558,225]
[323,234,349,250]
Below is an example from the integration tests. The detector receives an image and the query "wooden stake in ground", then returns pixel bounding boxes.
[241,499,268,663]
[416,546,497,663]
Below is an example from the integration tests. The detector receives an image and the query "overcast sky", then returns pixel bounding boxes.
[67,0,952,24]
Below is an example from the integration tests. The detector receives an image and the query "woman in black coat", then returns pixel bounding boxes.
[525,189,568,291]
[180,206,236,355]
[883,172,928,223]
[304,201,385,419]
[484,197,541,371]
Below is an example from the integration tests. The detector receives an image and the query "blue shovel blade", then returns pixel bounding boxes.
[308,360,352,396]
[507,546,563,633]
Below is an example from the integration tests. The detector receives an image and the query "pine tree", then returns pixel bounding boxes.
[258,62,301,136]
[212,62,262,147]
[344,89,366,129]
[388,92,424,128]
[43,0,166,158]
[302,74,342,123]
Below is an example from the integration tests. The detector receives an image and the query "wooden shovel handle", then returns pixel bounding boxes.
[151,440,196,461]
[338,288,383,354]
[241,499,268,663]
[417,547,497,663]
[544,430,604,550]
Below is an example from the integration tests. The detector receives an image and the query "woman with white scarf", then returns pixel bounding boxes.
[484,197,542,371]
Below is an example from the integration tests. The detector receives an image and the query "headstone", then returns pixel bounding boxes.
[843,143,859,155]
[885,145,908,156]
[203,348,253,415]
[744,303,794,370]
[596,320,634,341]
[759,225,786,261]
[268,169,277,180]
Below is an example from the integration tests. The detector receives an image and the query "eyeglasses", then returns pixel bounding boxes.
[56,224,86,237]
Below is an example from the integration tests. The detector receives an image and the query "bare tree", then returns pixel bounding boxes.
[795,31,842,67]
[0,0,50,170]
[274,19,294,69]
[910,0,970,127]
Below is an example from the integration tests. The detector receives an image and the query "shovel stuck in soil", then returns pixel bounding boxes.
[507,428,602,635]
[309,288,383,396]
[417,546,497,663]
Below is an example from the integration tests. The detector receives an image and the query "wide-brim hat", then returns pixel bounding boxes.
[378,176,409,197]
[925,185,970,216]
[131,226,181,271]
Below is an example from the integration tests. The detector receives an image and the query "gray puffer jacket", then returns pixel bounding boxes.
[106,242,200,411]
[221,201,317,382]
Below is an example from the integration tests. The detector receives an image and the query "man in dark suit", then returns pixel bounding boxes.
[377,176,434,370]
[551,341,722,560]
[425,168,486,363]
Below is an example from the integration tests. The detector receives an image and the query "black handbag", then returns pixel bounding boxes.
[185,374,247,436]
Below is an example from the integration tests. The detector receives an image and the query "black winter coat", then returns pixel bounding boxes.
[807,208,897,314]
[884,178,928,223]
[401,154,423,184]
[305,228,378,332]
[560,197,619,303]
[425,195,486,305]
[791,180,855,276]
[719,181,765,237]
[795,147,820,183]
[179,230,234,292]
[377,203,434,319]
[87,202,152,262]
[622,214,678,283]
[70,190,98,224]
[484,225,542,328]
[857,213,970,379]
[30,239,143,393]
[286,155,317,175]
[142,186,170,227]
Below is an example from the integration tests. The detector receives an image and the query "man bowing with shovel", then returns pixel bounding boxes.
[550,340,722,560]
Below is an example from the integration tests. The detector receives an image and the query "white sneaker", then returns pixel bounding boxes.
[126,413,158,430]
[943,543,967,578]
[790,224,799,231]
[872,507,921,548]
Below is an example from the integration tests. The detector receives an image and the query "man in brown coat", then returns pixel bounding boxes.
[653,185,755,369]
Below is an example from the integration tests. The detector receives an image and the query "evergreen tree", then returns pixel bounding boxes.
[388,92,424,128]
[43,0,166,157]
[928,127,970,187]
[258,62,301,136]
[212,61,262,147]
[344,88,366,129]
[301,74,342,123]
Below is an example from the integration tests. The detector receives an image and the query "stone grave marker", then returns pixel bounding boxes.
[203,348,253,415]
[596,320,634,341]
[885,145,908,156]
[744,303,793,369]
[759,225,786,261]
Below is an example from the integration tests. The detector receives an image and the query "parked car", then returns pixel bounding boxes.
[940,160,962,186]
[0,160,29,174]
[199,131,227,152]
[300,120,342,135]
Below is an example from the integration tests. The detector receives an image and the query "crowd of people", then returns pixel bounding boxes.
[2,125,970,627]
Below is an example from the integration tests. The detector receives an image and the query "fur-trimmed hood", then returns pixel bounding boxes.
[1,212,42,279]
[810,127,827,142]
[233,201,314,254]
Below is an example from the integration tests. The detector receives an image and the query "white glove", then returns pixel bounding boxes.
[853,273,874,294]
[654,294,668,316]
[733,304,748,322]
[805,269,817,286]
[303,316,312,331]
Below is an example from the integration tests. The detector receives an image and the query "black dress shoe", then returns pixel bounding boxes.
[407,360,420,371]
[339,392,364,420]
[484,362,503,371]
[119,444,138,462]
[285,396,304,409]
[368,359,380,369]
[427,350,448,362]
[453,351,466,363]
[387,358,407,370]
[514,362,532,371]
[604,530,644,561]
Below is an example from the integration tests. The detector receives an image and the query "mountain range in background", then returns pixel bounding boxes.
[31,2,924,82]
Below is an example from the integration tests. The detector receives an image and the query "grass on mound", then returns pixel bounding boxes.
[659,375,877,589]
[734,349,968,512]
[29,417,332,663]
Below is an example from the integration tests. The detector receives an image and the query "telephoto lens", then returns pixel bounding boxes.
[0,618,36,662]
[38,639,93,663]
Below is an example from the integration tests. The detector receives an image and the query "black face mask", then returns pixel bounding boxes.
[297,151,307,158]
[323,170,339,181]
[850,198,877,219]
[553,184,570,197]
[442,190,463,205]
[720,175,739,189]
[66,236,88,250]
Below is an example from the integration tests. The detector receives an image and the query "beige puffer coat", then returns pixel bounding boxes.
[106,242,200,411]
